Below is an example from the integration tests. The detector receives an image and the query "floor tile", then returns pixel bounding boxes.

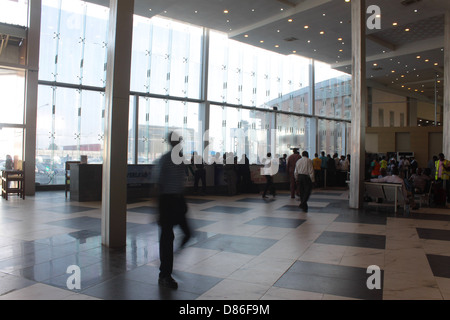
[426,254,450,278]
[417,228,450,241]
[274,261,383,300]
[193,234,277,256]
[201,206,252,214]
[245,217,306,229]
[314,231,386,249]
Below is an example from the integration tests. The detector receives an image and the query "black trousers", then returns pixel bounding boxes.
[263,175,275,197]
[158,194,191,278]
[194,169,206,192]
[298,174,313,209]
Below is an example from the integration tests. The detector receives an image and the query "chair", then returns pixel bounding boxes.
[65,161,81,198]
[415,181,434,208]
[1,161,25,200]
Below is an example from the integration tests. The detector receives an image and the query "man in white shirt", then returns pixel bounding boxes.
[294,151,315,212]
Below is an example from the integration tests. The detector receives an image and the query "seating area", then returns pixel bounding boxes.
[364,181,405,213]
[1,161,25,200]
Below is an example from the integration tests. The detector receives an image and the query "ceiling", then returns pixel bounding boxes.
[88,0,449,105]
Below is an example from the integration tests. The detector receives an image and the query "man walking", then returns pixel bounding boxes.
[156,131,191,289]
[295,151,315,212]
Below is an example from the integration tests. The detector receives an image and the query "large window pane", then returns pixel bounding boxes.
[209,31,310,110]
[137,97,201,164]
[0,128,24,171]
[276,114,309,156]
[82,3,109,87]
[56,0,84,84]
[131,16,202,99]
[314,61,352,120]
[209,105,273,164]
[0,0,28,26]
[0,68,25,125]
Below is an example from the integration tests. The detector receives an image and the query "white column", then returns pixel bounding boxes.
[24,0,41,196]
[444,10,450,157]
[101,0,134,248]
[349,0,367,209]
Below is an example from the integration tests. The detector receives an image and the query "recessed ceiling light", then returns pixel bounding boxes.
[292,50,297,53]
[251,9,255,12]
[288,19,293,22]
[392,22,398,26]
[345,0,350,2]
[373,63,378,66]
[339,49,343,52]
[416,56,421,59]
[425,59,429,62]
[405,28,410,32]
[320,31,325,35]
[434,62,439,66]
[307,40,311,43]
[391,70,395,73]
[260,40,264,43]
[304,25,309,29]
[275,45,279,48]
[244,34,249,37]
[194,10,198,13]
[224,10,229,14]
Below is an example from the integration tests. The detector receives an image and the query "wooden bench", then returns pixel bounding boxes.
[1,161,25,201]
[364,181,405,213]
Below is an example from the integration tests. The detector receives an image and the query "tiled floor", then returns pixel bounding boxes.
[1,187,450,300]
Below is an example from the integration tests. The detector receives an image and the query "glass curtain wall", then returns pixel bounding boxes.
[315,61,351,157]
[35,0,352,185]
[37,0,108,185]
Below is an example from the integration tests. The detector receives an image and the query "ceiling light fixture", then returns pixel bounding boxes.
[392,22,398,26]
[320,31,325,34]
[405,28,410,32]
[304,25,309,29]
[224,10,229,14]
[288,19,293,22]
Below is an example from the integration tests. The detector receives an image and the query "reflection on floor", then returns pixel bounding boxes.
[0,187,450,300]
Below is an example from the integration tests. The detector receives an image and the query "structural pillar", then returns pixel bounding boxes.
[349,0,367,209]
[24,0,41,196]
[101,0,134,248]
[444,10,450,157]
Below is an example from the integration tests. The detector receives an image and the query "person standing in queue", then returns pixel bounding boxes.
[295,151,315,212]
[287,148,301,198]
[156,131,191,290]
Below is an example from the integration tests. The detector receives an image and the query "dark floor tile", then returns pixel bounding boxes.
[314,231,386,249]
[46,217,102,231]
[201,206,251,214]
[245,217,306,229]
[127,206,159,214]
[236,198,272,203]
[81,274,199,300]
[417,228,450,241]
[185,198,214,204]
[275,261,383,300]
[193,234,276,255]
[124,265,222,295]
[46,205,97,214]
[403,213,450,222]
[335,213,387,225]
[426,254,450,278]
